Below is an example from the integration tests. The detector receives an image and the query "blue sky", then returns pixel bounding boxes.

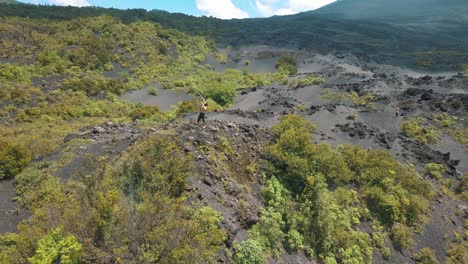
[18,0,337,19]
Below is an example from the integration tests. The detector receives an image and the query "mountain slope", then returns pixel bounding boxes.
[2,1,466,70]
[315,0,468,23]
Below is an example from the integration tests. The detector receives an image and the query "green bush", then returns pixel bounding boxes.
[215,52,228,64]
[286,229,304,251]
[412,247,439,264]
[176,100,197,115]
[391,224,413,250]
[28,228,83,264]
[0,64,31,84]
[433,113,456,127]
[129,105,160,121]
[425,163,445,180]
[289,76,325,89]
[147,86,159,96]
[0,140,31,179]
[204,83,236,106]
[234,239,264,264]
[61,77,126,96]
[402,118,441,145]
[445,243,467,264]
[276,55,298,75]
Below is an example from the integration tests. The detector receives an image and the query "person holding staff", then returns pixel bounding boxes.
[191,81,208,128]
[198,96,208,128]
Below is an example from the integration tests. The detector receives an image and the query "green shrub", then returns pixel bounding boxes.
[433,113,456,127]
[425,163,445,180]
[129,105,160,121]
[402,118,441,145]
[205,83,236,106]
[462,63,468,78]
[286,229,304,251]
[61,77,126,96]
[234,239,264,264]
[268,115,318,193]
[0,64,31,84]
[391,223,413,249]
[147,86,159,96]
[176,100,197,115]
[412,247,439,264]
[28,228,83,264]
[215,52,228,64]
[445,242,467,264]
[451,128,468,147]
[289,76,325,89]
[276,55,298,75]
[0,140,31,179]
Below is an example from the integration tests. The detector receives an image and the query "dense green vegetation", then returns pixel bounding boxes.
[0,140,31,179]
[2,0,468,71]
[0,135,226,263]
[321,89,377,110]
[233,115,434,263]
[289,75,325,89]
[402,117,441,145]
[432,113,468,147]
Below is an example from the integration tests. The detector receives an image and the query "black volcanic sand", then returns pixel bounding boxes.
[0,179,26,233]
[121,84,195,111]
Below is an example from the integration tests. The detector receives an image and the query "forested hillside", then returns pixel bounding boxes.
[1,1,468,70]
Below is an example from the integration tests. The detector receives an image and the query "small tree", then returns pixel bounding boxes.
[0,140,31,179]
[234,239,264,264]
[391,223,413,250]
[29,228,83,264]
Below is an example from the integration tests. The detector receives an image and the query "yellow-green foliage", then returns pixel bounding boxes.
[28,228,83,264]
[129,105,160,121]
[0,139,31,179]
[276,55,298,75]
[147,86,159,96]
[1,89,136,159]
[425,163,445,180]
[391,223,413,249]
[215,52,228,64]
[177,69,272,106]
[61,76,126,96]
[432,114,467,147]
[1,134,226,263]
[450,128,468,147]
[321,89,376,109]
[321,89,349,101]
[289,75,325,89]
[412,247,439,264]
[445,242,467,264]
[234,239,265,264]
[0,64,31,84]
[402,117,441,145]
[260,115,433,263]
[433,113,456,127]
[462,64,468,78]
[0,16,215,90]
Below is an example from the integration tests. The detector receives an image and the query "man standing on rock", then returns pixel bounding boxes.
[198,97,208,128]
[395,107,400,118]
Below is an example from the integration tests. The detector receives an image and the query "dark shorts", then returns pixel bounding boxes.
[197,112,206,123]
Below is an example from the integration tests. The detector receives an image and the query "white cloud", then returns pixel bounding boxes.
[256,0,336,17]
[196,0,249,19]
[49,0,90,7]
